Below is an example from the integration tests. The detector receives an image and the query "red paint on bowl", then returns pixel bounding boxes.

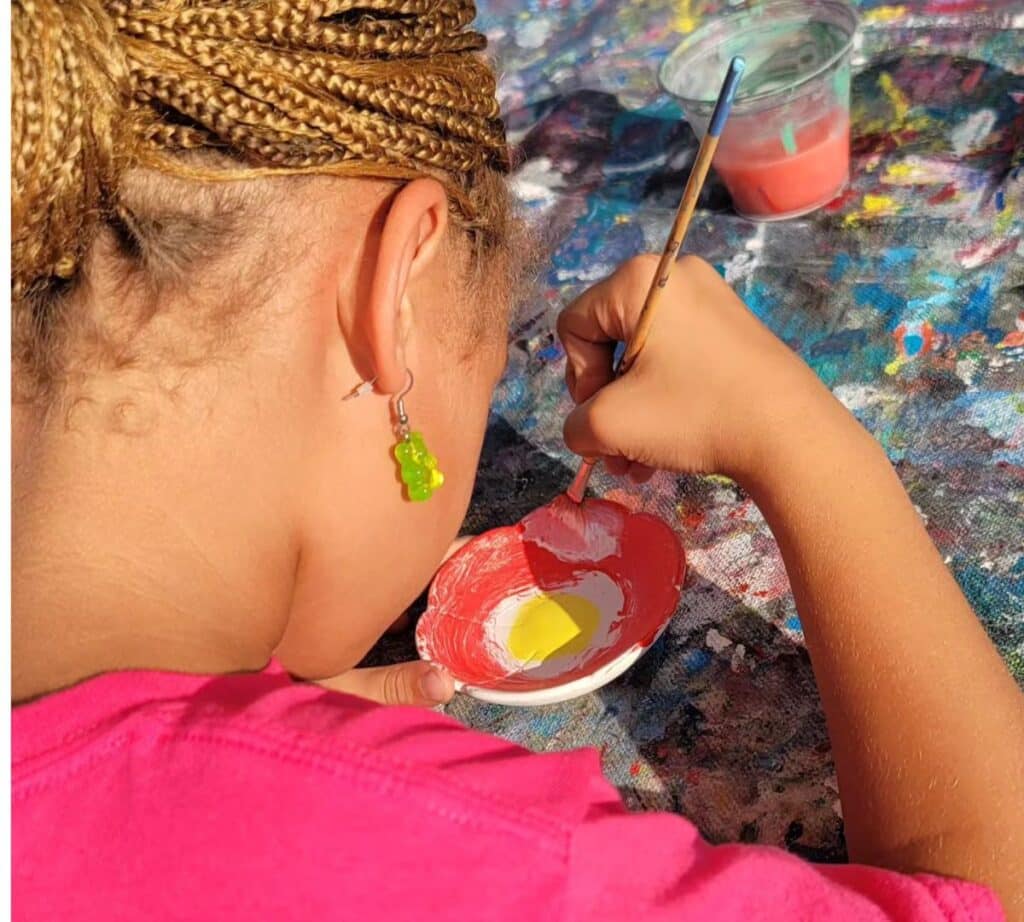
[416,497,685,696]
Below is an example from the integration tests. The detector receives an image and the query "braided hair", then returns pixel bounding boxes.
[12,0,513,396]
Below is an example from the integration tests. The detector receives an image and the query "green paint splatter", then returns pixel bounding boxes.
[780,121,797,155]
[833,66,851,106]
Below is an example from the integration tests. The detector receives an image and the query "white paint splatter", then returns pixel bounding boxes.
[722,223,766,284]
[514,16,553,49]
[951,109,997,156]
[508,156,561,211]
[706,628,733,654]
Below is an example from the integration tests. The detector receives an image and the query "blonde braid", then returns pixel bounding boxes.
[12,0,511,306]
[12,0,135,300]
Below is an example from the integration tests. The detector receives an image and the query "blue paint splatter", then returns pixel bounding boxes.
[829,252,853,283]
[995,188,1006,211]
[537,341,563,361]
[685,649,712,672]
[963,274,996,332]
[926,270,957,290]
[881,246,916,270]
[743,281,776,320]
[908,291,956,311]
[904,332,924,355]
[785,615,802,632]
[854,283,904,314]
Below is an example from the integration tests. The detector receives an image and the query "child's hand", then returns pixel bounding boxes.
[558,255,840,484]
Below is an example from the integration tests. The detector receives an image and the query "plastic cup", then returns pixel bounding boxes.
[660,0,859,221]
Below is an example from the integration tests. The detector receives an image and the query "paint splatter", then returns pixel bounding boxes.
[674,0,698,33]
[878,73,910,123]
[951,109,998,155]
[844,193,899,226]
[863,5,907,23]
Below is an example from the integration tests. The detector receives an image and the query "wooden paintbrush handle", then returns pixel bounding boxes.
[563,57,743,503]
[618,133,721,375]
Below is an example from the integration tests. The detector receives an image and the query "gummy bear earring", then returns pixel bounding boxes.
[391,372,444,503]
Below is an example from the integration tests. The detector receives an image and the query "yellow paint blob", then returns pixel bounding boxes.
[884,162,917,183]
[508,592,601,663]
[674,0,698,33]
[844,194,899,227]
[878,73,910,123]
[864,193,897,214]
[864,5,907,24]
[995,206,1014,236]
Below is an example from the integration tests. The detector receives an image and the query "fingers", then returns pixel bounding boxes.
[558,255,660,404]
[317,661,455,708]
[563,374,643,461]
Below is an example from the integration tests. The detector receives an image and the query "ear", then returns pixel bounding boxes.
[363,178,449,395]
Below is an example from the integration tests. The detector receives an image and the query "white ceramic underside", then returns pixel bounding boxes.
[448,618,673,707]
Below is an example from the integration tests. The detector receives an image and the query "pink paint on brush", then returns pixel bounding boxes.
[417,498,685,700]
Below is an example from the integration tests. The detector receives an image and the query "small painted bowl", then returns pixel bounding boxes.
[416,497,685,707]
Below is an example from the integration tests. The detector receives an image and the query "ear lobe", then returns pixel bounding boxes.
[364,178,449,395]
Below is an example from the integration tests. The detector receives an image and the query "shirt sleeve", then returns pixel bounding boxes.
[567,809,1005,922]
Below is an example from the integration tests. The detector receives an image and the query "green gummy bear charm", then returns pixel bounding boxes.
[394,431,443,502]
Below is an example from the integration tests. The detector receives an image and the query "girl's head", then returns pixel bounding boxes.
[12,0,522,681]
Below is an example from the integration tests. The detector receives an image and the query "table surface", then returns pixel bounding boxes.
[370,0,1023,859]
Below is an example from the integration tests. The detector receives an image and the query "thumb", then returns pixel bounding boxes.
[317,661,455,708]
[563,377,641,462]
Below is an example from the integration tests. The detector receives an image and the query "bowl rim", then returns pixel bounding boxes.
[415,524,687,708]
[658,0,860,114]
[449,623,673,707]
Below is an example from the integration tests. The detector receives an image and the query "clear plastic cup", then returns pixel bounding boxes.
[660,0,859,221]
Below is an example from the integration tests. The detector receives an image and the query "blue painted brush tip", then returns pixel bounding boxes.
[707,55,746,138]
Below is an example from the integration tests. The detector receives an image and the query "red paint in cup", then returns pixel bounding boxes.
[661,0,859,221]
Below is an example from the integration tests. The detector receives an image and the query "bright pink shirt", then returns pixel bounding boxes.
[13,666,1004,921]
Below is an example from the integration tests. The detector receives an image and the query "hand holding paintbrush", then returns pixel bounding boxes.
[565,55,745,503]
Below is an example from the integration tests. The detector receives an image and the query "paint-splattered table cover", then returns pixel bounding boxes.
[370,0,1024,859]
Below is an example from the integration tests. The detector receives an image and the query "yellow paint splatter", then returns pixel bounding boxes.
[864,5,907,23]
[878,73,910,124]
[884,162,917,182]
[884,357,906,376]
[867,193,896,212]
[674,0,698,33]
[508,592,600,662]
[844,194,899,226]
[995,205,1014,235]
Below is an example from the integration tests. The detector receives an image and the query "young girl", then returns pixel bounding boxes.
[12,1,1023,920]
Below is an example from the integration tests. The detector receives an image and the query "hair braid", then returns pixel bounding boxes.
[12,0,511,305]
[12,0,134,300]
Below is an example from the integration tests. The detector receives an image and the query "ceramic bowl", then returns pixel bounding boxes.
[416,497,685,707]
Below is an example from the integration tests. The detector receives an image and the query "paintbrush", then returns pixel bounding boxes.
[565,55,746,504]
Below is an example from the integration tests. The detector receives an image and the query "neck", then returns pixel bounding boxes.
[12,399,296,703]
